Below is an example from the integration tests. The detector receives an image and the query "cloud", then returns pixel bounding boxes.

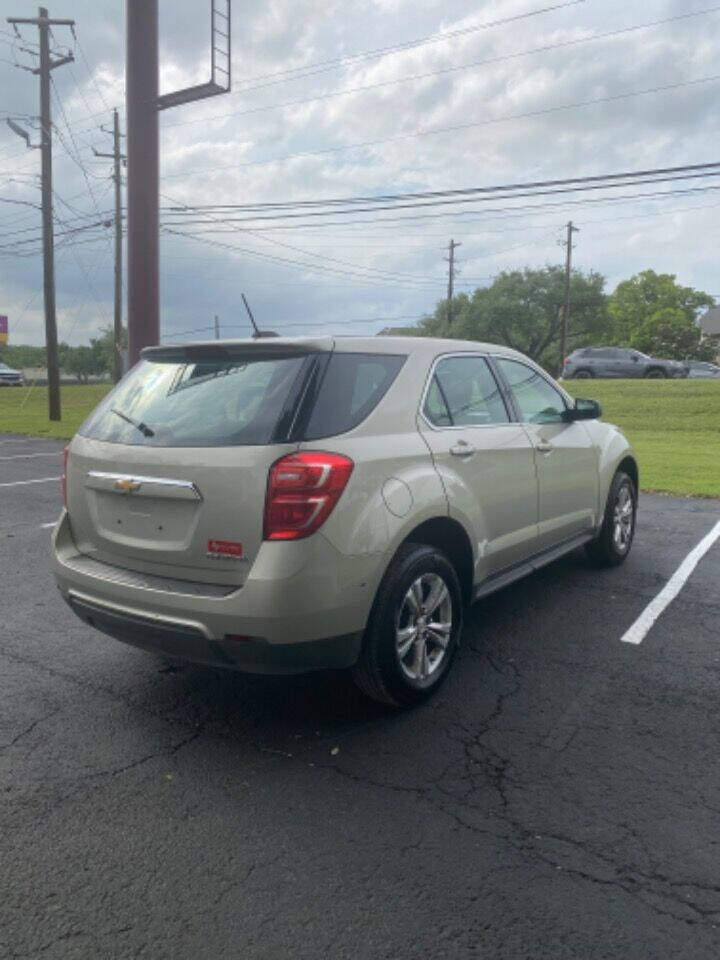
[1,0,719,349]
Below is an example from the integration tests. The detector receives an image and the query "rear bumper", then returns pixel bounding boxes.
[53,510,380,674]
[66,592,362,674]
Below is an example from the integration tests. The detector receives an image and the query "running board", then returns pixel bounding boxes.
[473,532,594,602]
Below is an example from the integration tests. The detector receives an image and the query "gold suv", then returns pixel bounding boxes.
[54,336,637,706]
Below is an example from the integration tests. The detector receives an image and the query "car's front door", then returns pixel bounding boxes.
[418,354,538,582]
[493,357,599,551]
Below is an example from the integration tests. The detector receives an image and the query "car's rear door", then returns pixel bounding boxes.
[493,356,598,551]
[417,354,538,579]
[66,345,320,587]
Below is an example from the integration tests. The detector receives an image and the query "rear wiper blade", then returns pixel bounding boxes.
[110,407,155,438]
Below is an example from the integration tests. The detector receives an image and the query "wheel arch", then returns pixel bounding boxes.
[400,516,475,606]
[618,455,639,497]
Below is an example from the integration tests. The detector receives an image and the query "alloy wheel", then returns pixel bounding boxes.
[613,484,634,553]
[395,573,453,683]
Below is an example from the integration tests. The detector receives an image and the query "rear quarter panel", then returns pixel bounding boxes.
[301,347,453,592]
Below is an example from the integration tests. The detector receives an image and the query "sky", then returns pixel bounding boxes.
[0,0,718,347]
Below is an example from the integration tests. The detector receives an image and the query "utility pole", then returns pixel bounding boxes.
[446,239,461,327]
[214,315,220,340]
[7,7,74,421]
[559,221,580,377]
[94,109,126,383]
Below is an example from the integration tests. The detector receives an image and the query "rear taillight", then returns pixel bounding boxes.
[264,452,354,541]
[61,445,69,506]
[563,356,571,365]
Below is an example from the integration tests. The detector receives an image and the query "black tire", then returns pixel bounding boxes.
[573,369,593,379]
[585,470,637,567]
[644,368,666,379]
[352,542,463,708]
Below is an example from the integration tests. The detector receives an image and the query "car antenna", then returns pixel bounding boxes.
[242,293,278,339]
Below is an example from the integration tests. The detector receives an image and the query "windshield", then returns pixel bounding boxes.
[79,355,308,446]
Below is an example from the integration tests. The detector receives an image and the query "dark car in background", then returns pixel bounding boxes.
[563,347,687,380]
[686,360,720,378]
[0,362,23,386]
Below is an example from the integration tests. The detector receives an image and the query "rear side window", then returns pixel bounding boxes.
[79,355,308,446]
[303,352,406,440]
[424,355,508,427]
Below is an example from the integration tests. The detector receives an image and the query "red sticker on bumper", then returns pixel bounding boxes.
[207,539,243,557]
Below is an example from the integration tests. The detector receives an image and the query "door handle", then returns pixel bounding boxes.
[535,439,553,454]
[450,441,475,457]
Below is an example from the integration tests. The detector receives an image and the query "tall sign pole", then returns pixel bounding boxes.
[7,7,74,421]
[126,0,232,368]
[126,0,159,368]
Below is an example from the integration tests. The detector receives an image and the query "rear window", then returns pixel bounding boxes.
[79,355,308,446]
[303,352,406,440]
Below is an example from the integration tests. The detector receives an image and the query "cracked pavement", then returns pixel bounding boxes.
[1,433,720,958]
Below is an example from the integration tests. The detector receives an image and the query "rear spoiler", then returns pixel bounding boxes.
[143,337,335,363]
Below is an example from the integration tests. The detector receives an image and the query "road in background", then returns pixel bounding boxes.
[1,433,719,959]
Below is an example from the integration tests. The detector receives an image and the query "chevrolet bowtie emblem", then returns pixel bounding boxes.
[114,478,142,494]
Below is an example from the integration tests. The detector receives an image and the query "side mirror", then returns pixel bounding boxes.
[563,397,601,422]
[631,355,639,362]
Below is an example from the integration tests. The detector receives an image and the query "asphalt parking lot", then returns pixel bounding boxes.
[1,432,719,960]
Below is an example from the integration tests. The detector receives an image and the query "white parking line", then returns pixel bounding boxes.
[0,476,62,488]
[622,519,720,645]
[0,452,60,461]
[40,521,57,529]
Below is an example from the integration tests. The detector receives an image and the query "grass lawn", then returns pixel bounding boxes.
[564,379,720,499]
[0,384,111,440]
[1,378,718,498]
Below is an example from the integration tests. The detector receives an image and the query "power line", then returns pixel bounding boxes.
[161,162,720,216]
[161,173,720,226]
[176,184,720,232]
[161,74,720,178]
[160,189,454,286]
[164,313,428,340]
[162,6,720,131]
[162,228,448,289]
[227,1,586,93]
[73,30,111,114]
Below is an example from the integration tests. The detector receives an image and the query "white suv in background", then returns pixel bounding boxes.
[54,336,638,706]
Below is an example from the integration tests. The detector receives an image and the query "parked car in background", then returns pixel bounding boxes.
[54,336,638,707]
[686,360,720,379]
[563,347,687,379]
[0,361,23,386]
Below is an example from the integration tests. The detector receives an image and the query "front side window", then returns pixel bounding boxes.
[496,358,567,424]
[423,356,509,427]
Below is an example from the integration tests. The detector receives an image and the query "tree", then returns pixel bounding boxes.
[62,345,105,383]
[0,344,47,368]
[630,307,717,361]
[609,270,714,359]
[90,325,128,376]
[415,266,609,371]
